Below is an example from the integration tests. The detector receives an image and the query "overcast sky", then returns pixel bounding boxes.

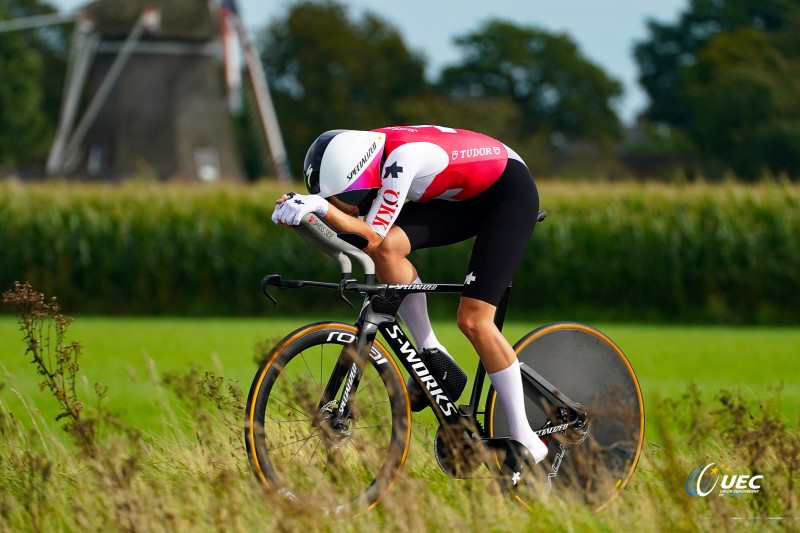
[48,0,688,123]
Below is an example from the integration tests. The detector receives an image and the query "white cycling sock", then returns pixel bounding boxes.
[489,360,548,464]
[397,277,450,356]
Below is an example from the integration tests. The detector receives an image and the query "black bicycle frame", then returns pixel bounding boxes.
[307,280,587,436]
[371,283,507,425]
[262,273,587,437]
[313,282,469,426]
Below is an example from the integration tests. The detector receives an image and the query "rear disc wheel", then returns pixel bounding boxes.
[486,322,644,510]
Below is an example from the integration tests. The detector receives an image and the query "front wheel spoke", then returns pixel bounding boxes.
[265,418,315,424]
[268,393,315,420]
[355,374,381,396]
[357,397,391,411]
[355,411,393,429]
[304,436,324,470]
[346,437,381,475]
[299,351,320,388]
[349,435,387,453]
[286,428,321,464]
[353,424,392,431]
[270,428,320,453]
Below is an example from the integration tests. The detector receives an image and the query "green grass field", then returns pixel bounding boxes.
[2,315,798,430]
[1,314,798,531]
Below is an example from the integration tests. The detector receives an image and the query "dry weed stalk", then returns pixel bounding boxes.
[2,281,98,453]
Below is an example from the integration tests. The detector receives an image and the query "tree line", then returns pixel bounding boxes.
[3,0,800,180]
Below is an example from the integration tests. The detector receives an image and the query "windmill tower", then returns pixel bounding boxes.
[43,0,290,182]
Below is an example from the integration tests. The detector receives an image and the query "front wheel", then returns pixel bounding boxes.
[245,322,411,517]
[485,322,644,511]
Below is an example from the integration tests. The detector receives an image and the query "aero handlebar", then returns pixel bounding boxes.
[263,210,548,306]
[292,213,375,280]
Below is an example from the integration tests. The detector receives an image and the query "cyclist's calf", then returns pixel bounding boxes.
[457,298,517,373]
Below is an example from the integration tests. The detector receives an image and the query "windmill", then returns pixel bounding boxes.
[2,0,290,182]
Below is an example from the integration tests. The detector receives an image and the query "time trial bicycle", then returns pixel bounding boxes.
[245,211,644,517]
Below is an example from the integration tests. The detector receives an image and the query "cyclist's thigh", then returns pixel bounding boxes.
[463,160,539,305]
[394,198,483,250]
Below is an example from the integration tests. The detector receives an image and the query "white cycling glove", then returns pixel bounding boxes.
[271,192,329,226]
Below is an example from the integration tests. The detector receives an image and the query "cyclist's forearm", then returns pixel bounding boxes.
[322,203,383,252]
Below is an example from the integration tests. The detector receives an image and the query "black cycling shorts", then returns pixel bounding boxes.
[394,159,539,306]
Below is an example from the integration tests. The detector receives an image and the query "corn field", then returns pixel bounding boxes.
[0,179,797,322]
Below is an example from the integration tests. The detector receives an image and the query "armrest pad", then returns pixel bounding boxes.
[338,232,369,250]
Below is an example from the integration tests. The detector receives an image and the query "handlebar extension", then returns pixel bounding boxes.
[263,209,548,305]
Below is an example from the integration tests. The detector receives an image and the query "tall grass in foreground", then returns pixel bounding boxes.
[1,285,798,532]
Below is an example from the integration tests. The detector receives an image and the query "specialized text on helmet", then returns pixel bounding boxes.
[346,141,378,181]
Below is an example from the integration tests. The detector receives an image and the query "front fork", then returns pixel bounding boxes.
[316,321,380,428]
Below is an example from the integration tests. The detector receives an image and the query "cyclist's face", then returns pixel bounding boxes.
[328,196,360,217]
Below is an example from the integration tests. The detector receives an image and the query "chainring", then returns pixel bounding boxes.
[433,419,485,479]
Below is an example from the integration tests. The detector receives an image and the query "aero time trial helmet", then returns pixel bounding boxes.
[303,130,385,202]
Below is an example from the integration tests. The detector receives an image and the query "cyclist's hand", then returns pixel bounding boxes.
[272,192,329,226]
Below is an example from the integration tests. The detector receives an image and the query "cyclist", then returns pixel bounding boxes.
[272,125,548,466]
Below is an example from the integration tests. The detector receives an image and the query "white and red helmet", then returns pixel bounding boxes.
[303,130,385,202]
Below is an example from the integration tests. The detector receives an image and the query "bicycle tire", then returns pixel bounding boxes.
[245,322,411,517]
[485,322,644,511]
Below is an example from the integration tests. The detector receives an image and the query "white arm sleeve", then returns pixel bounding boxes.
[365,142,448,237]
